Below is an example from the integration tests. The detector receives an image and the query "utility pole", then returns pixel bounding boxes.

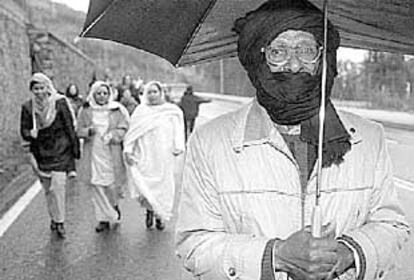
[220,59,224,94]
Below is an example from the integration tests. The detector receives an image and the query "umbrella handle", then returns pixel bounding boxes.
[313,0,329,238]
[311,204,322,238]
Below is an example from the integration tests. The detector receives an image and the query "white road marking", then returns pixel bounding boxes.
[386,138,398,145]
[0,180,41,238]
[395,177,414,192]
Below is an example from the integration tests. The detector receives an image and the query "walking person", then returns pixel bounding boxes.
[65,83,84,117]
[124,81,185,230]
[178,85,211,140]
[76,81,129,232]
[20,72,80,238]
[116,74,139,115]
[175,1,409,279]
[64,82,84,178]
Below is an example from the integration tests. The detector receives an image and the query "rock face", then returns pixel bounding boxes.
[0,1,32,139]
[0,0,96,197]
[27,26,96,94]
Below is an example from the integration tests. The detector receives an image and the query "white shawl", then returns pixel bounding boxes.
[123,102,185,220]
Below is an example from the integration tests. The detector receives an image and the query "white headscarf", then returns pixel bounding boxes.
[124,80,185,155]
[87,81,123,110]
[30,72,75,129]
[141,80,166,106]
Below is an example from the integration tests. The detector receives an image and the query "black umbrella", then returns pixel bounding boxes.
[80,0,414,67]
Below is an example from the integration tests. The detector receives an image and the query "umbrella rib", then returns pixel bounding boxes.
[176,0,219,67]
[80,0,120,38]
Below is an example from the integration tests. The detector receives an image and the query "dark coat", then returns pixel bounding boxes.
[67,95,85,116]
[178,93,211,120]
[20,98,80,172]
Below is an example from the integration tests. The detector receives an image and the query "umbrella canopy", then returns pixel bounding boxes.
[81,0,414,67]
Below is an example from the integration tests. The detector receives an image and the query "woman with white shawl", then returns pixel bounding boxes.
[20,73,80,238]
[124,81,185,230]
[77,81,130,232]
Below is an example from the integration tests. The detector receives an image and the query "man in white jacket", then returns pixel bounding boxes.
[175,1,410,280]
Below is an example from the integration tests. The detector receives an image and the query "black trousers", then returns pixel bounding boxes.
[184,117,196,141]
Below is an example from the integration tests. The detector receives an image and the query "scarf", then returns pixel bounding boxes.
[30,73,71,129]
[141,80,166,106]
[88,81,124,111]
[123,102,185,154]
[233,0,351,167]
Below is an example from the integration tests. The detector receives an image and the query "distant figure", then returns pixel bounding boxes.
[131,77,144,104]
[103,68,113,85]
[65,83,84,116]
[116,75,138,115]
[76,81,129,233]
[88,71,98,89]
[123,81,185,230]
[178,85,211,140]
[64,83,84,178]
[101,68,119,100]
[20,72,80,238]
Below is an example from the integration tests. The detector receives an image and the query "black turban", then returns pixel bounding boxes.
[234,0,340,74]
[233,0,351,167]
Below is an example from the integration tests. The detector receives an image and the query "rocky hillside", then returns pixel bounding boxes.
[27,0,222,91]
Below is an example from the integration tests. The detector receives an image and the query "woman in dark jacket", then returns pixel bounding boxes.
[20,72,80,238]
[65,83,84,116]
[116,75,138,115]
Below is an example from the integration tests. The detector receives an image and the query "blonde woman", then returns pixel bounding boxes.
[77,81,129,232]
[20,73,80,238]
[124,81,185,230]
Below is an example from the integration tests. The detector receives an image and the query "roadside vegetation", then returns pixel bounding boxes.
[333,51,414,112]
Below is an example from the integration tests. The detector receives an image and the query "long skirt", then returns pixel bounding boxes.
[39,171,67,223]
[89,184,118,222]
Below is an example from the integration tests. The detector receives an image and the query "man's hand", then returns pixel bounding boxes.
[273,230,353,280]
[326,242,355,279]
[30,128,38,139]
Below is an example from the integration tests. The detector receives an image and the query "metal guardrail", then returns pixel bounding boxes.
[193,92,414,130]
[196,92,252,104]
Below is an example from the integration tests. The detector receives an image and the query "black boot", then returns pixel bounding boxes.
[155,218,165,231]
[50,220,57,231]
[95,221,110,232]
[145,210,154,228]
[56,223,66,238]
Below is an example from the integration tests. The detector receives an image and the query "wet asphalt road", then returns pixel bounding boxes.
[0,171,191,280]
[1,100,413,280]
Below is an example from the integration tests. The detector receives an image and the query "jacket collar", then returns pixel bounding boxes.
[231,99,362,153]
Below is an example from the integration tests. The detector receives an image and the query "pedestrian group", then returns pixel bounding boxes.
[21,73,187,237]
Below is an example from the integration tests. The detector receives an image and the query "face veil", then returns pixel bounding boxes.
[233,0,351,167]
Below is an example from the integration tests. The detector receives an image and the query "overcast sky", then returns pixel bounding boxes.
[51,0,89,13]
